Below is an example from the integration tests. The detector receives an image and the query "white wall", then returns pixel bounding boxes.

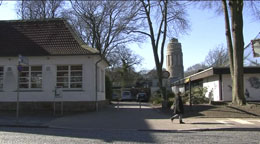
[222,74,260,101]
[0,55,107,102]
[203,75,220,101]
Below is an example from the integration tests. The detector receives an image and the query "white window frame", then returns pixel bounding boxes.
[19,66,42,89]
[0,66,3,89]
[56,65,82,89]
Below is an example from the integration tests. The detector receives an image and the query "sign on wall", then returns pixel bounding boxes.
[252,39,260,57]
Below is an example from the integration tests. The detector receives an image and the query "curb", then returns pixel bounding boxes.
[0,123,49,128]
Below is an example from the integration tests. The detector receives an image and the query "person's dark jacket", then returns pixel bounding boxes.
[174,95,184,114]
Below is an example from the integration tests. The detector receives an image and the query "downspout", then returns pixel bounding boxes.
[95,56,103,112]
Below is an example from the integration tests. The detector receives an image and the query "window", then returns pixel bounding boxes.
[19,66,42,88]
[0,67,3,89]
[56,65,82,88]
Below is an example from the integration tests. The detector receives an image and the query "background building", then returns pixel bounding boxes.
[166,38,184,82]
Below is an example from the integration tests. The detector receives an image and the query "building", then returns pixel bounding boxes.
[172,67,260,102]
[166,38,184,82]
[0,19,109,111]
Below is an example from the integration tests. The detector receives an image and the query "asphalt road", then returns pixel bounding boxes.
[0,127,259,144]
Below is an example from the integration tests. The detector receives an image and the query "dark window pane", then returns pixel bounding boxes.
[19,84,29,88]
[71,72,82,76]
[21,66,29,71]
[20,72,29,77]
[0,67,3,71]
[71,77,82,82]
[31,72,42,77]
[57,77,69,82]
[19,78,29,83]
[57,72,68,76]
[70,83,82,88]
[31,66,42,71]
[31,83,42,88]
[57,83,68,88]
[57,66,68,71]
[31,77,42,83]
[71,65,82,70]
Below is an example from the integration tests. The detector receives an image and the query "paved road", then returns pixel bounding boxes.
[0,127,259,144]
[47,101,260,131]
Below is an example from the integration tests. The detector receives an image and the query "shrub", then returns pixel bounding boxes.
[191,87,209,104]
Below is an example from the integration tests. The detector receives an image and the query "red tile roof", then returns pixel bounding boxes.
[0,19,99,56]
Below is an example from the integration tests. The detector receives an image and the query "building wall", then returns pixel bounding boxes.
[202,75,220,101]
[222,74,260,101]
[0,55,106,102]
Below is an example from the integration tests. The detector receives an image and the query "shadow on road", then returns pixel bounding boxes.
[0,102,170,143]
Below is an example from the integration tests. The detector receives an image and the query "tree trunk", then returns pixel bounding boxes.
[222,0,234,78]
[229,0,246,105]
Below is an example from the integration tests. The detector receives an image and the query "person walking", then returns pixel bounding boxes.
[170,92,184,124]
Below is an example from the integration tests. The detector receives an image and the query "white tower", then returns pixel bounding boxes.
[166,38,184,81]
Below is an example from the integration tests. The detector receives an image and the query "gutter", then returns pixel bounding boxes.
[95,56,103,112]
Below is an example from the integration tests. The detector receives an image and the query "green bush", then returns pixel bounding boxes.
[189,87,209,104]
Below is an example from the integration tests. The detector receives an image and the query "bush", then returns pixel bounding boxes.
[188,87,209,104]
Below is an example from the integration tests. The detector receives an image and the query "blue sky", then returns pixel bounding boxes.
[0,1,259,71]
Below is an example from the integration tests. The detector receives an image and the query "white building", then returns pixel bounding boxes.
[0,19,109,111]
[172,67,260,102]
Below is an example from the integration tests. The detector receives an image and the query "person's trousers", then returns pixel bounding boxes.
[171,114,183,123]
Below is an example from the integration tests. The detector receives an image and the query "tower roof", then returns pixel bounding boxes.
[170,38,178,43]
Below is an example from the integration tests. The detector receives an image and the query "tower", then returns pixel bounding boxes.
[166,38,184,81]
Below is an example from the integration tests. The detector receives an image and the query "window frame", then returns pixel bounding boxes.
[19,65,42,90]
[56,65,83,89]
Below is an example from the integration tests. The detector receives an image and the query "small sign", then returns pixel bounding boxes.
[162,71,170,78]
[252,39,260,57]
[18,54,29,65]
[55,86,63,98]
[17,65,23,72]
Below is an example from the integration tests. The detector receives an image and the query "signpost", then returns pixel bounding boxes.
[162,71,170,109]
[17,54,29,122]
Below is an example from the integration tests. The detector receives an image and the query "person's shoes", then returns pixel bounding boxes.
[180,121,185,124]
[171,118,174,122]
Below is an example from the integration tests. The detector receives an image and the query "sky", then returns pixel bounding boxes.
[0,1,259,71]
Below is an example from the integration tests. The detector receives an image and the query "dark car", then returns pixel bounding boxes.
[136,93,148,102]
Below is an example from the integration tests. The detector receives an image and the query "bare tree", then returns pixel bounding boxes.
[16,0,65,19]
[184,63,207,77]
[64,1,141,59]
[134,0,189,104]
[108,46,143,88]
[205,44,229,67]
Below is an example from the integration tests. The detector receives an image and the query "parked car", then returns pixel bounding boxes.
[136,93,148,102]
[112,93,119,100]
[121,91,132,101]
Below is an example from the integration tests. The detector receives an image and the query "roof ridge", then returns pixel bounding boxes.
[0,18,65,23]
